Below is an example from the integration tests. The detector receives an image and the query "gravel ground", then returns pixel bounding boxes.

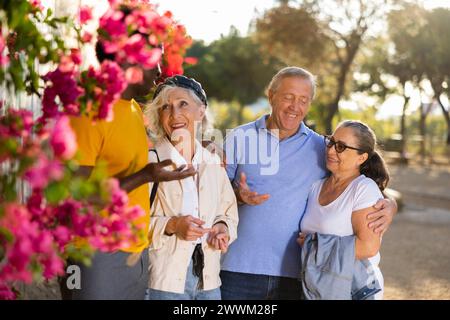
[381,205,450,299]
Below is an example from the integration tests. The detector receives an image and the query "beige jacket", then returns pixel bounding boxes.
[147,138,238,293]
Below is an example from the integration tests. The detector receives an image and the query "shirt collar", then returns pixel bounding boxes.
[158,137,204,167]
[255,114,309,138]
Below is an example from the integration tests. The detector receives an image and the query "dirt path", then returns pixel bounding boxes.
[381,205,450,299]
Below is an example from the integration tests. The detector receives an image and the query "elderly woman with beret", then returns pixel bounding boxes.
[144,75,238,300]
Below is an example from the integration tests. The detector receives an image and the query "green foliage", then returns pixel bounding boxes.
[207,99,268,134]
[254,4,327,69]
[253,0,391,133]
[0,0,69,96]
[185,28,279,125]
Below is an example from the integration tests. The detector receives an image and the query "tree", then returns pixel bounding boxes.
[185,27,279,125]
[254,0,392,133]
[354,3,427,162]
[421,8,450,146]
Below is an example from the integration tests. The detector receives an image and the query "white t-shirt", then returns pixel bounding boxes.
[300,174,384,298]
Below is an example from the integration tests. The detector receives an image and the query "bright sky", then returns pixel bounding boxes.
[153,0,276,43]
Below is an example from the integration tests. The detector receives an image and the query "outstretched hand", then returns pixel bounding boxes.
[236,172,270,206]
[145,159,196,182]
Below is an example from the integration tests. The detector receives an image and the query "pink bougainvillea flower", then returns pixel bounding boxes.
[87,60,126,121]
[81,31,93,43]
[42,64,85,120]
[79,6,93,24]
[50,116,77,160]
[0,284,16,300]
[28,0,44,11]
[125,66,144,84]
[0,34,9,66]
[24,155,64,189]
[2,109,34,138]
[99,9,126,39]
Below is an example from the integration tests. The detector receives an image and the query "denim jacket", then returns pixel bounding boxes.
[300,233,381,300]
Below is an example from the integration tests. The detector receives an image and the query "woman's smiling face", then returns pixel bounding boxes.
[159,87,205,142]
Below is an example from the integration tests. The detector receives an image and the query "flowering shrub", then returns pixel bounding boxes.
[0,110,146,299]
[0,0,193,300]
[97,0,195,80]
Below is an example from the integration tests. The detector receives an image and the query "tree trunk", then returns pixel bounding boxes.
[237,104,244,126]
[324,33,362,134]
[324,102,339,134]
[400,95,410,164]
[419,104,427,164]
[419,102,433,164]
[436,96,450,146]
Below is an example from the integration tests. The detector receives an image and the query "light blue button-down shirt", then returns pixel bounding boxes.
[222,114,327,278]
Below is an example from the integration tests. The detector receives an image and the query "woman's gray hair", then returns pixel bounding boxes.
[144,85,213,142]
[266,66,317,100]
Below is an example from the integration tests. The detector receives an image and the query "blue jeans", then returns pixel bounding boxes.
[220,271,302,300]
[145,260,221,300]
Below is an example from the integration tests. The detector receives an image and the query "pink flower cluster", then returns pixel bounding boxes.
[50,116,77,160]
[0,203,66,299]
[0,108,146,299]
[84,179,146,252]
[0,109,34,139]
[0,34,9,66]
[28,0,44,11]
[42,50,84,120]
[97,1,193,83]
[42,51,126,122]
[82,60,127,121]
[79,6,93,24]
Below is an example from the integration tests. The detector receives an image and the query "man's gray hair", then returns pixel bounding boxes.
[266,66,317,100]
[144,85,213,142]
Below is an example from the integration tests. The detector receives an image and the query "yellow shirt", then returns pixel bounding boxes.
[69,99,150,253]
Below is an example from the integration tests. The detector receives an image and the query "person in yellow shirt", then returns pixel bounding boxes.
[61,44,195,300]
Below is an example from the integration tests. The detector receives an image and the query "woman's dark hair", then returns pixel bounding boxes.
[95,5,132,63]
[95,41,116,63]
[338,120,390,191]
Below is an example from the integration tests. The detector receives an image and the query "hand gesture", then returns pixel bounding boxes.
[236,172,270,205]
[207,223,230,253]
[166,215,211,241]
[145,160,196,182]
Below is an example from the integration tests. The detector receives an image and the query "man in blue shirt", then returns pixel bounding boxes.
[221,66,397,300]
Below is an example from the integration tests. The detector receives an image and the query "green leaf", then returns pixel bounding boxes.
[70,178,96,200]
[44,182,69,204]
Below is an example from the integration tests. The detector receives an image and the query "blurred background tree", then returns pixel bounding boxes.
[254,0,392,134]
[181,0,449,165]
[184,27,280,129]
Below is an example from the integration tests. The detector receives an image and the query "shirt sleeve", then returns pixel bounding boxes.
[352,177,384,212]
[69,115,105,166]
[223,130,238,183]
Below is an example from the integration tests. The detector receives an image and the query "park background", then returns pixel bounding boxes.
[2,0,449,299]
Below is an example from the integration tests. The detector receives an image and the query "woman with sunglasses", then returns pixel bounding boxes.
[298,120,390,299]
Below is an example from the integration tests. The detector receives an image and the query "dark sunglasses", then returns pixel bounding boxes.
[153,75,208,107]
[324,135,365,153]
